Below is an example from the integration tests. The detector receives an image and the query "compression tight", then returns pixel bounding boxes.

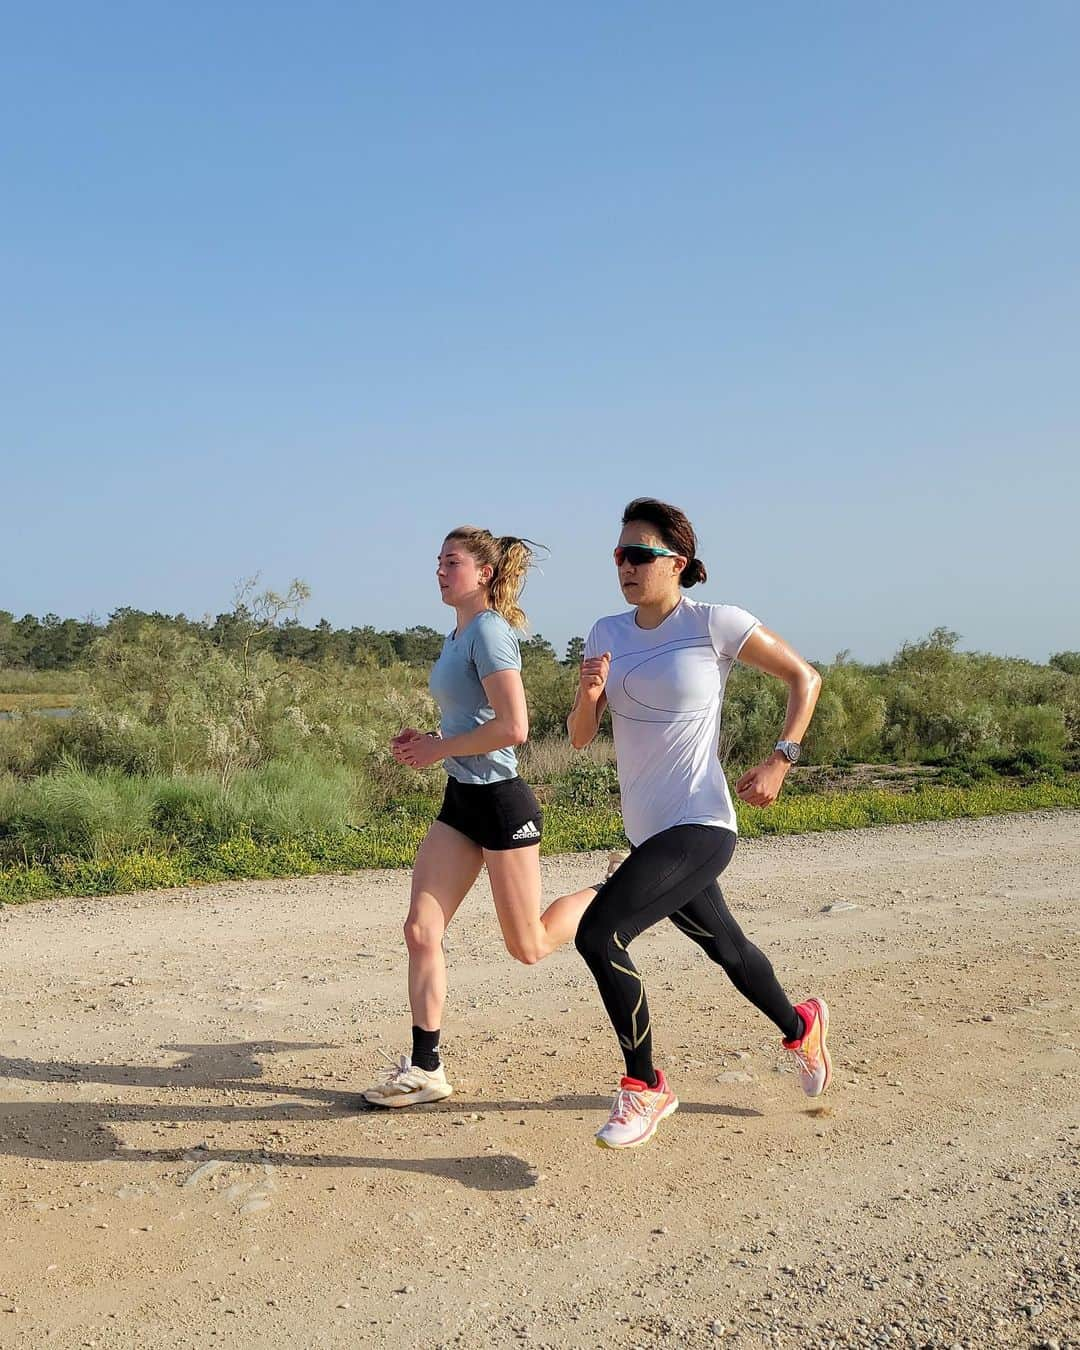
[574,823,802,1084]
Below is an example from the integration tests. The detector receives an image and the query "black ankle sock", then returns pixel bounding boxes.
[626,1060,657,1088]
[785,1011,806,1043]
[411,1026,440,1072]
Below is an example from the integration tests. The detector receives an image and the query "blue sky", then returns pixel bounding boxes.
[3,3,1077,663]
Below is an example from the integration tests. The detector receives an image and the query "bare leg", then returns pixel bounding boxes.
[485,845,600,965]
[404,822,483,1029]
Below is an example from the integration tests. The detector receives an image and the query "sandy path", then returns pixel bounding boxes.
[1,812,1077,1349]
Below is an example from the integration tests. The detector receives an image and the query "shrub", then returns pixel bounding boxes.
[552,757,619,809]
[987,747,1064,782]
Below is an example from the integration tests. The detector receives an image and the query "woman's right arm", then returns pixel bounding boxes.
[567,652,610,749]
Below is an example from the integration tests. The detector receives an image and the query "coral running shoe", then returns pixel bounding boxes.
[361,1054,453,1108]
[595,1069,679,1149]
[783,997,832,1097]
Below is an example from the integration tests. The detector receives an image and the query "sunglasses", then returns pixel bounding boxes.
[613,544,681,566]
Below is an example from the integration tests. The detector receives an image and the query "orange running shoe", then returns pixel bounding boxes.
[782,997,832,1097]
[595,1069,679,1149]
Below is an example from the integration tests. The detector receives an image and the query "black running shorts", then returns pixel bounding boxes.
[436,775,543,851]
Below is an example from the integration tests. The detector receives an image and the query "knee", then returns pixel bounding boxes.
[574,915,607,964]
[403,916,443,956]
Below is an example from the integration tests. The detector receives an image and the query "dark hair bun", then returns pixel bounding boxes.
[680,558,707,588]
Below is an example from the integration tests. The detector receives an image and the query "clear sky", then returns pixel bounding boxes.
[3,3,1077,664]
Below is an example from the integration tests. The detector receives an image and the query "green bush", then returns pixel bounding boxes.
[520,654,578,740]
[3,780,1076,904]
[987,747,1064,782]
[0,760,358,866]
[3,600,1079,905]
[0,763,156,860]
[552,757,619,809]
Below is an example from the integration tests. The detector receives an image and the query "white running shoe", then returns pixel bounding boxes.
[606,850,629,879]
[595,1070,679,1149]
[592,850,630,893]
[362,1054,453,1108]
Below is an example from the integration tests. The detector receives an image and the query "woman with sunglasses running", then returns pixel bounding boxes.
[363,526,601,1108]
[568,497,831,1149]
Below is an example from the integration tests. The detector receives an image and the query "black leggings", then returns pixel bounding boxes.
[575,823,801,1083]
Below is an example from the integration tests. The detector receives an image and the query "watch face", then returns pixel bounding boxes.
[780,741,800,763]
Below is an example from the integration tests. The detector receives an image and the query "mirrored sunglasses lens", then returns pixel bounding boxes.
[619,546,656,565]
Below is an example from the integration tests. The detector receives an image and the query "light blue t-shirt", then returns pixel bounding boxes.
[429,609,522,784]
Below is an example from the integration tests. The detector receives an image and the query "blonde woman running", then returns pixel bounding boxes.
[568,497,832,1149]
[363,527,599,1108]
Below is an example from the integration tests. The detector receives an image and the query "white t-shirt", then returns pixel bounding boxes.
[584,597,759,846]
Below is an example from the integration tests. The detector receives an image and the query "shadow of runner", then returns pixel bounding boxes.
[1,1047,767,1119]
[0,1043,764,1192]
[0,1099,540,1191]
[0,1042,337,1096]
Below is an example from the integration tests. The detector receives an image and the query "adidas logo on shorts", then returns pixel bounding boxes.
[511,819,541,841]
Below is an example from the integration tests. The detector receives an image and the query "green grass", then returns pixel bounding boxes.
[1,777,1076,905]
[732,777,1080,835]
[0,692,79,711]
[0,666,87,696]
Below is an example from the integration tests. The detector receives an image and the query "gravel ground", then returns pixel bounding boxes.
[1,810,1077,1349]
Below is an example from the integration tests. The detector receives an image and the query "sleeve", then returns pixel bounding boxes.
[471,614,521,680]
[707,604,760,661]
[583,621,605,661]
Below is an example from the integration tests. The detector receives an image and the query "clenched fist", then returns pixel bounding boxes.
[579,651,611,701]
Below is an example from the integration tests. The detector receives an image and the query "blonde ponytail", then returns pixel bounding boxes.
[489,536,533,629]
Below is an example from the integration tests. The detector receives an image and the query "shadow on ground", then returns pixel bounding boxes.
[0,1042,763,1191]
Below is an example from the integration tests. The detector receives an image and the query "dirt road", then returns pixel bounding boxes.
[1,812,1077,1348]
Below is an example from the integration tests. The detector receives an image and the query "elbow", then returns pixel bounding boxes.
[804,666,823,706]
[507,717,529,747]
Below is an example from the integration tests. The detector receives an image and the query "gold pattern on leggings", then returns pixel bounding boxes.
[670,911,713,940]
[611,932,650,1051]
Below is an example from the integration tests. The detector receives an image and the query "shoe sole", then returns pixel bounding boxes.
[361,1084,454,1109]
[595,1095,679,1150]
[806,998,832,1097]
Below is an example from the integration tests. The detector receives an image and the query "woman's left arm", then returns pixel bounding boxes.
[395,669,529,768]
[732,626,822,808]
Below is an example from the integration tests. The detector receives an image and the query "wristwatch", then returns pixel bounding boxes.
[774,740,801,764]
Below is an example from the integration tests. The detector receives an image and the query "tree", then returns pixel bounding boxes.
[564,636,584,667]
[392,627,444,664]
[520,633,556,662]
[0,611,25,666]
[1049,651,1080,677]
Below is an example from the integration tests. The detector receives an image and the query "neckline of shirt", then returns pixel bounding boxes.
[630,596,688,636]
[450,608,496,643]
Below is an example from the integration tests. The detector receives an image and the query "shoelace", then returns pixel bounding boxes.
[787,1045,817,1074]
[609,1088,648,1124]
[377,1049,413,1085]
